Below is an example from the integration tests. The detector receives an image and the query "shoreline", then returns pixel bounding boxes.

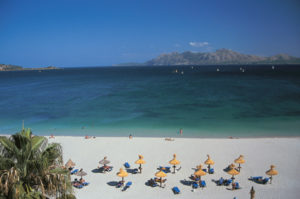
[1,133,300,139]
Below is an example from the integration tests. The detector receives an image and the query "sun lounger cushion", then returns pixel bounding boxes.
[200,180,206,187]
[126,181,132,187]
[192,182,198,189]
[82,182,89,186]
[235,182,240,189]
[71,169,78,175]
[172,186,180,194]
[224,179,232,186]
[124,162,130,168]
[209,168,214,174]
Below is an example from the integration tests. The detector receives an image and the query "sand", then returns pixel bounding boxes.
[49,136,300,199]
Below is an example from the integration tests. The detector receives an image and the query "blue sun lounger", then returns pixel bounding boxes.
[122,181,132,191]
[71,169,79,175]
[209,168,214,174]
[200,180,206,188]
[224,179,232,186]
[217,177,224,185]
[249,176,263,181]
[172,186,180,194]
[192,182,198,189]
[124,162,130,168]
[235,182,240,189]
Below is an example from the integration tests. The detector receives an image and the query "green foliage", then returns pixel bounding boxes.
[0,128,75,199]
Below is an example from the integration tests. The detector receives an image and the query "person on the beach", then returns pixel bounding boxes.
[129,134,133,139]
[180,129,183,136]
[49,134,55,139]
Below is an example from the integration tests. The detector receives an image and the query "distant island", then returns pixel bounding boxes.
[117,48,300,66]
[0,64,60,71]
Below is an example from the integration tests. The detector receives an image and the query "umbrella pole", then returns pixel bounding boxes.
[160,177,162,187]
[139,164,142,173]
[173,165,176,174]
[238,163,241,171]
[270,176,272,184]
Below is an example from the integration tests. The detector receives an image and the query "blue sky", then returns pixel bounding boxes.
[0,0,300,67]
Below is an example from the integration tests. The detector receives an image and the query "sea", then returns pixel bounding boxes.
[0,65,300,138]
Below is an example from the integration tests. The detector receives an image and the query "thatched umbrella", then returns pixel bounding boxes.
[234,155,245,171]
[155,170,167,187]
[65,159,75,169]
[194,164,206,182]
[76,169,87,178]
[227,164,240,183]
[250,186,255,199]
[117,168,128,184]
[135,155,146,173]
[169,154,180,173]
[266,165,278,184]
[99,156,110,166]
[204,155,214,171]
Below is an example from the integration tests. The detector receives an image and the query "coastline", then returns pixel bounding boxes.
[45,136,300,199]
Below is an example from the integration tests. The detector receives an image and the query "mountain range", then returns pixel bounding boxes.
[118,49,300,66]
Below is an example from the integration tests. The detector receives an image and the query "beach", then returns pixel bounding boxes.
[49,136,300,199]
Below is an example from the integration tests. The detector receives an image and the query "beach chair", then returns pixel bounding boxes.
[209,168,214,174]
[122,181,132,191]
[124,162,130,169]
[172,186,180,194]
[82,182,89,186]
[116,181,124,188]
[192,182,199,189]
[224,179,232,186]
[200,180,206,188]
[71,169,79,175]
[249,176,263,181]
[202,168,207,172]
[235,182,240,189]
[217,177,224,185]
[132,168,138,174]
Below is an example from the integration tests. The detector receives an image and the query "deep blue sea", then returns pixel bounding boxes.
[1,65,300,137]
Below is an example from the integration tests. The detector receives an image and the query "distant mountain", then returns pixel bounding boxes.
[0,64,60,71]
[0,64,23,71]
[144,49,300,65]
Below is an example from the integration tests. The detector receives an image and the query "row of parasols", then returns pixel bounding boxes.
[65,154,278,187]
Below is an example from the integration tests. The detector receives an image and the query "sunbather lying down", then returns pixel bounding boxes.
[72,178,90,188]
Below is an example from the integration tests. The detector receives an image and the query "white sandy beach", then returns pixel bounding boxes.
[49,136,300,199]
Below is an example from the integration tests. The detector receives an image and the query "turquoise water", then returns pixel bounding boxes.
[0,65,300,137]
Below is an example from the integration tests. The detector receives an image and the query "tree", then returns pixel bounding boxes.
[0,128,75,199]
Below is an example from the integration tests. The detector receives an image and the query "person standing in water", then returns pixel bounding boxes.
[180,129,183,136]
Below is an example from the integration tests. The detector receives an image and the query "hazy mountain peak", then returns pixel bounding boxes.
[144,49,300,65]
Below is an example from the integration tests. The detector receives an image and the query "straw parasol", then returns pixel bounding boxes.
[266,165,278,184]
[194,164,206,182]
[204,155,214,170]
[99,156,110,166]
[155,170,167,187]
[227,165,240,183]
[234,155,245,171]
[76,169,87,178]
[65,159,75,169]
[250,186,255,199]
[135,155,146,173]
[117,168,128,184]
[169,154,180,173]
